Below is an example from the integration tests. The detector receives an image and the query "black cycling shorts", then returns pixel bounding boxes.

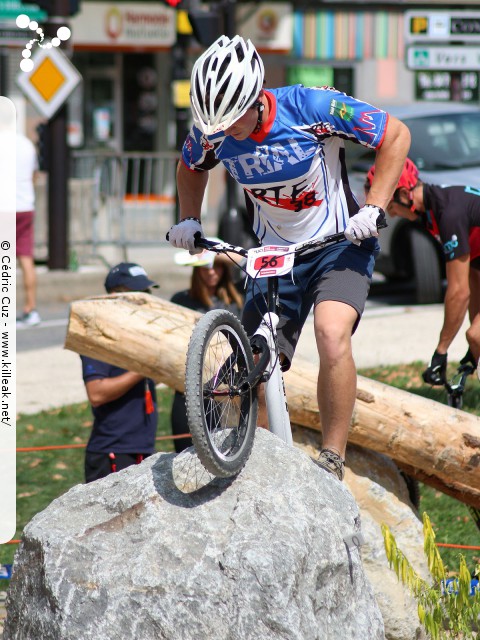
[241,238,378,370]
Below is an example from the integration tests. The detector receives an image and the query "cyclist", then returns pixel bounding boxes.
[168,35,410,481]
[365,158,480,384]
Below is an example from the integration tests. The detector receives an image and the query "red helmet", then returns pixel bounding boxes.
[366,158,419,192]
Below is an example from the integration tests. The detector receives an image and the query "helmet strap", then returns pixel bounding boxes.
[252,100,264,133]
[392,188,418,215]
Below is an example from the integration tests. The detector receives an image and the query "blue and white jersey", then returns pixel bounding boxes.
[182,85,388,245]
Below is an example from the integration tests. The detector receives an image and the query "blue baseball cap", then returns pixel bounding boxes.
[105,262,159,292]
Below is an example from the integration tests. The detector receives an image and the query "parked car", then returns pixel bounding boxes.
[345,102,480,303]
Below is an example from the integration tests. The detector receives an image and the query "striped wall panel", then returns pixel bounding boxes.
[293,11,404,61]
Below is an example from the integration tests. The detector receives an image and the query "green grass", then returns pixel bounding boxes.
[2,364,479,588]
[359,360,480,574]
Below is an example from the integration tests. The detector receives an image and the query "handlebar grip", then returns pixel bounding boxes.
[193,231,204,248]
[165,230,206,245]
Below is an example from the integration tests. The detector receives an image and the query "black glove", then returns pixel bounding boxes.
[460,348,476,368]
[422,351,447,386]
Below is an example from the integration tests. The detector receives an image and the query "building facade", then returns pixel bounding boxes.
[1,1,479,150]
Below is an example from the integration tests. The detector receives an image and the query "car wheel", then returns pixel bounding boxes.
[410,229,443,304]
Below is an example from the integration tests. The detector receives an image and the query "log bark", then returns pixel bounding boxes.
[65,292,480,508]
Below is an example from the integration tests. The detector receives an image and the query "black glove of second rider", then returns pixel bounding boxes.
[422,350,447,386]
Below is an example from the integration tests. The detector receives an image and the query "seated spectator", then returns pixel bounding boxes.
[170,241,243,453]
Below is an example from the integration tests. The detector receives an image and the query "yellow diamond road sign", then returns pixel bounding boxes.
[30,57,66,101]
[16,46,82,120]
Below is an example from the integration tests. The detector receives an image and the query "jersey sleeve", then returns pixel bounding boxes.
[298,86,388,150]
[181,125,222,172]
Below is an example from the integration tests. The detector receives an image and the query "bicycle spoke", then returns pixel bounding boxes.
[185,310,257,477]
[201,328,248,455]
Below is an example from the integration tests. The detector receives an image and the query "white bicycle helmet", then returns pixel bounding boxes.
[190,35,265,135]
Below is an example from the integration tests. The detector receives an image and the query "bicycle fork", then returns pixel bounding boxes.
[253,312,293,447]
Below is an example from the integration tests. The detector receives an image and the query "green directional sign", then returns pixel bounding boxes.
[0,0,47,22]
[414,50,429,66]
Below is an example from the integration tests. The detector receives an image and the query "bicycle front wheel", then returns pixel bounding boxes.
[185,310,258,477]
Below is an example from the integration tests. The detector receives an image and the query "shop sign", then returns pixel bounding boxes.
[0,0,46,21]
[16,46,82,119]
[407,46,480,70]
[405,11,480,43]
[415,70,479,101]
[70,2,175,50]
[238,2,292,52]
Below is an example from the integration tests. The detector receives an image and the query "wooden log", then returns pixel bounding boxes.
[65,292,199,387]
[283,367,480,509]
[65,292,480,508]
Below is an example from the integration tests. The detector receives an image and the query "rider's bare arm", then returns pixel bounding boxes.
[437,255,471,353]
[176,161,209,221]
[365,116,411,210]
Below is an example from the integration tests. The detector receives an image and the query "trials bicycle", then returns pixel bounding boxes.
[182,223,385,478]
[437,353,480,531]
[444,356,476,410]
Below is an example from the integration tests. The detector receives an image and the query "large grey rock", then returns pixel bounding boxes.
[294,428,428,640]
[5,429,384,640]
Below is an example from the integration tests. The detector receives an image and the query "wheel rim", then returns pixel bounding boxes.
[201,324,253,462]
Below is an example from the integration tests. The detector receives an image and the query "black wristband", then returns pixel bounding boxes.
[364,204,386,217]
[180,217,201,223]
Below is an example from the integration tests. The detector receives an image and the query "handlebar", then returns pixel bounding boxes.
[193,213,387,257]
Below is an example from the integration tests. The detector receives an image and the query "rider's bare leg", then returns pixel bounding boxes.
[313,300,358,459]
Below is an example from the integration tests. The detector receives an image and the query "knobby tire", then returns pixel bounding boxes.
[185,310,258,477]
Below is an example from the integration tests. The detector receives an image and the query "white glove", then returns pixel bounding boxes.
[344,205,383,246]
[168,218,204,254]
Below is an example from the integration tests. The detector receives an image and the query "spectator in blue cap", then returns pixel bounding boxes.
[80,262,159,482]
[104,262,159,293]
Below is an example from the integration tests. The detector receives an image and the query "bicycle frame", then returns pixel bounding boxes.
[252,276,293,446]
[191,227,386,447]
[445,361,475,408]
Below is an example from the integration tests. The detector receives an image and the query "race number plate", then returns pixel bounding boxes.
[245,245,294,279]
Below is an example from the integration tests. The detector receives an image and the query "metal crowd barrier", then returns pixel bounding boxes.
[72,150,179,260]
[34,150,179,264]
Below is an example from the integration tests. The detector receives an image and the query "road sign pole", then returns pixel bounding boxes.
[45,0,70,270]
[0,49,7,96]
[47,103,69,269]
